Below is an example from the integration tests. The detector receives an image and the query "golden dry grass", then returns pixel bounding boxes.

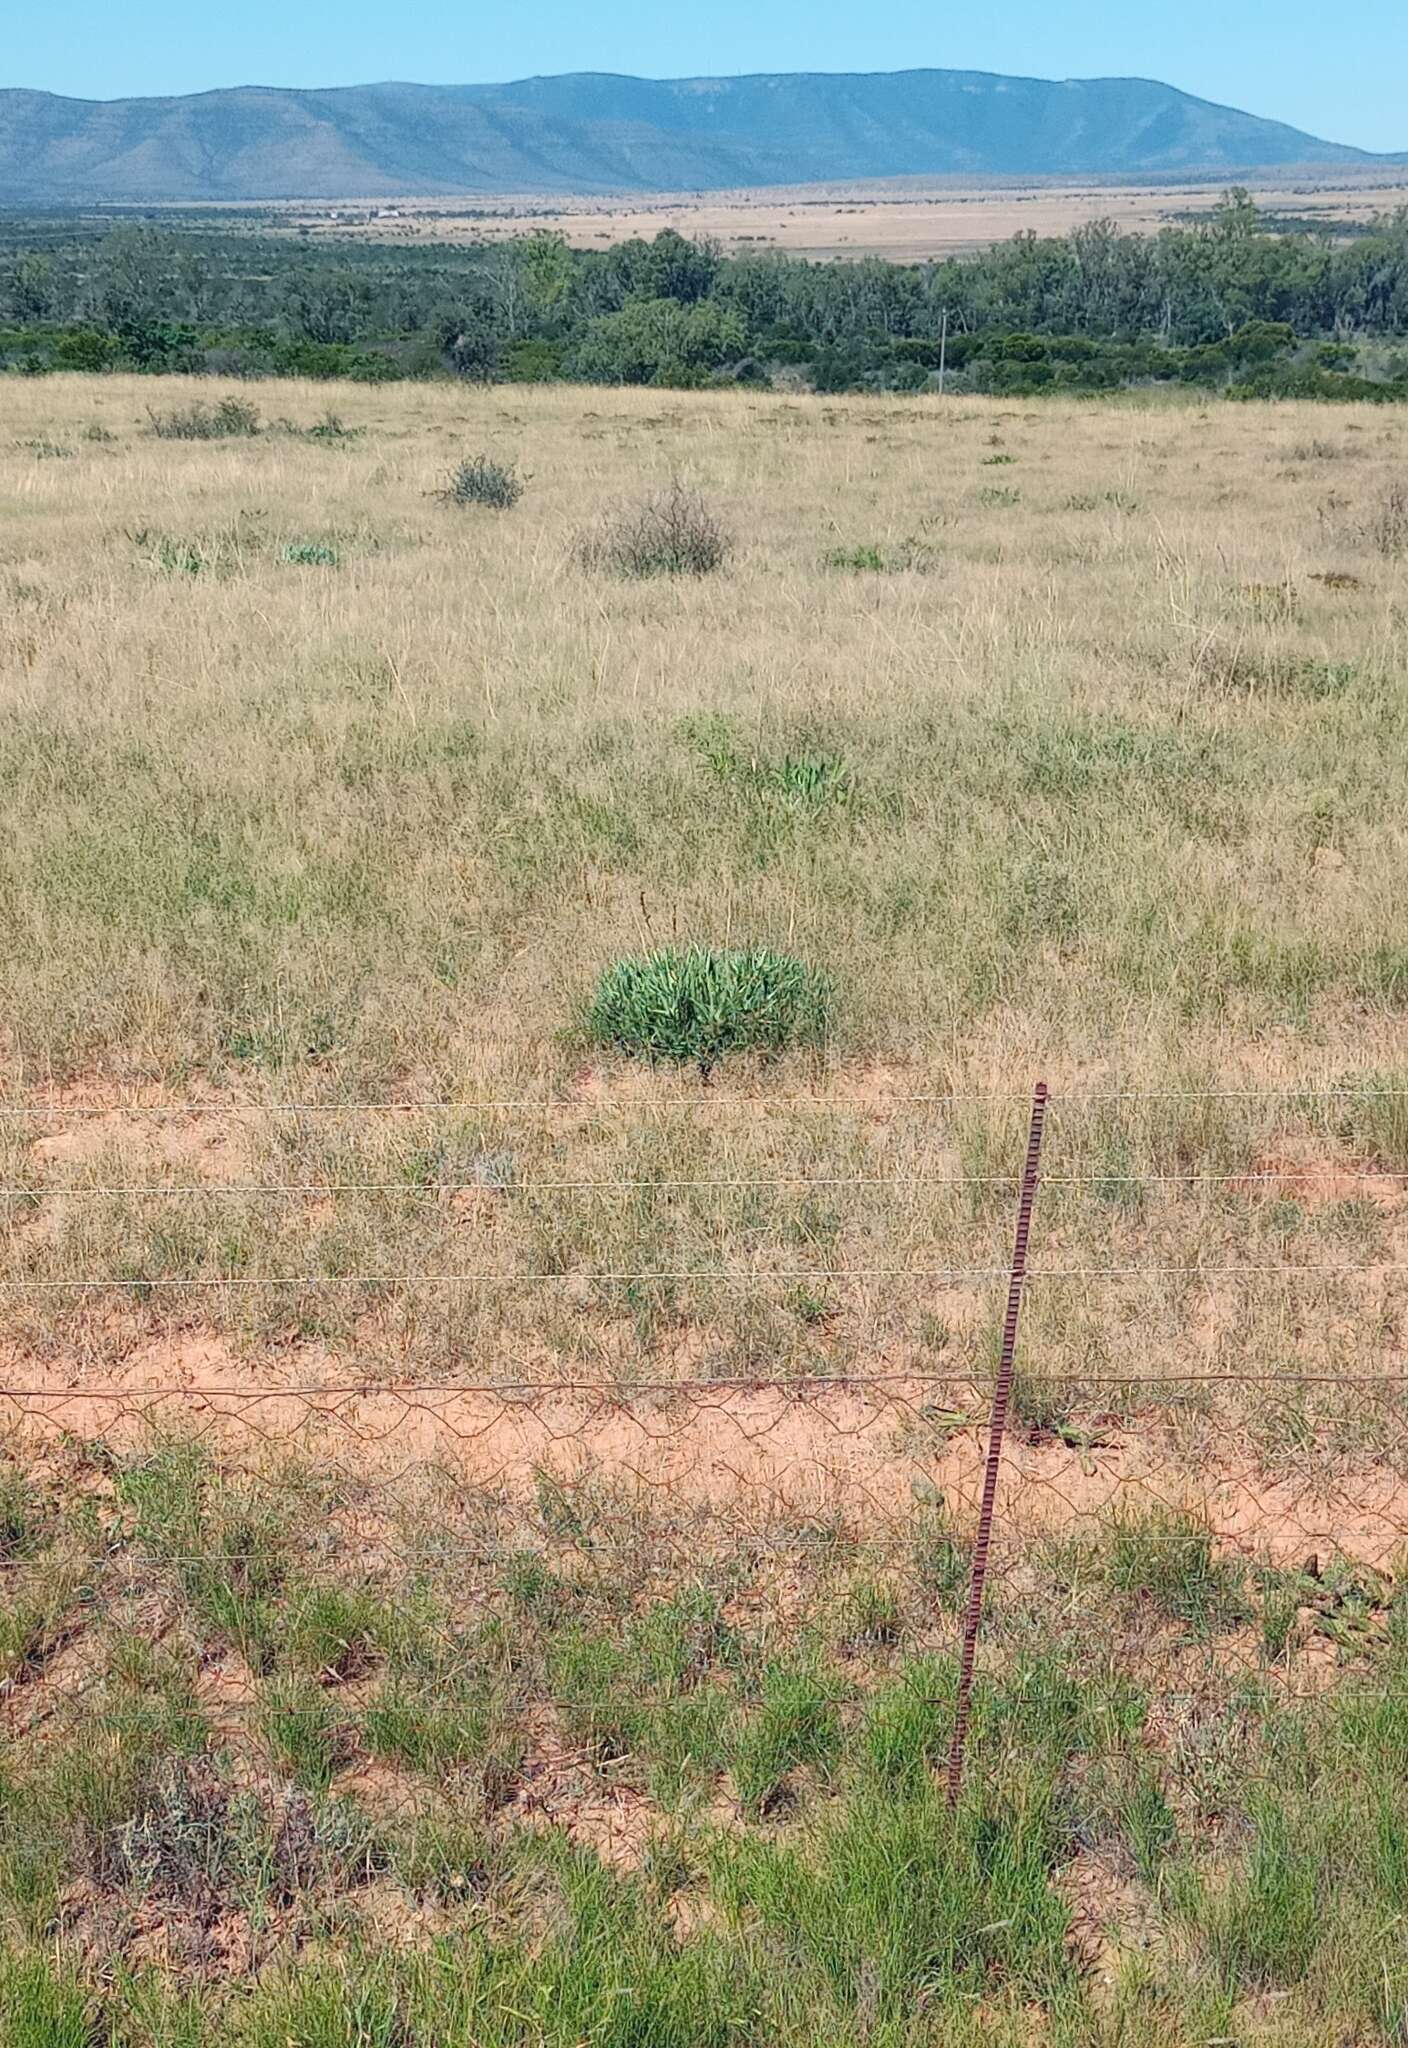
[1,372,1407,1457]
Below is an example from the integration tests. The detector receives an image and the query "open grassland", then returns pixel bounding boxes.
[4,374,1408,2040]
[268,169,1408,260]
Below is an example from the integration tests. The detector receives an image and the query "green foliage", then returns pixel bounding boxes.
[283,1584,384,1681]
[260,1680,349,1789]
[585,946,833,1070]
[714,1770,1078,2016]
[439,453,524,509]
[5,209,1408,397]
[577,484,729,576]
[362,1680,491,1776]
[0,1954,92,2048]
[499,337,565,381]
[569,296,746,386]
[841,1576,903,1647]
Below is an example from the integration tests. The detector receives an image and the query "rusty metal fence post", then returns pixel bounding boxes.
[945,1079,1049,1809]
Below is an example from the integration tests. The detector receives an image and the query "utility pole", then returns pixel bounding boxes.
[937,306,948,395]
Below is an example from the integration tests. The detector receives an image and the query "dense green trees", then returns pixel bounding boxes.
[3,194,1407,397]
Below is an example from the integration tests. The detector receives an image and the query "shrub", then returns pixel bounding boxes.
[439,454,523,509]
[147,397,261,440]
[585,946,833,1071]
[577,484,729,577]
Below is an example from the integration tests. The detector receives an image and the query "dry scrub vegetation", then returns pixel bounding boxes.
[3,374,1408,2043]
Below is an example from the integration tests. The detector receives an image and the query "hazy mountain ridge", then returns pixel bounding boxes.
[0,69,1394,205]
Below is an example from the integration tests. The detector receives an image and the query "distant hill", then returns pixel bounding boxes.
[0,70,1395,205]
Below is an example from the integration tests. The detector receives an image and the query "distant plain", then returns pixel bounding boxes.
[259,166,1408,260]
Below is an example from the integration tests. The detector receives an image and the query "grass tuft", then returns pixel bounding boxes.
[1108,1508,1247,1634]
[584,946,833,1071]
[280,540,340,567]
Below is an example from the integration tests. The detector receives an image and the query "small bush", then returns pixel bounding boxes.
[439,454,523,509]
[577,484,729,577]
[147,397,260,441]
[585,946,833,1071]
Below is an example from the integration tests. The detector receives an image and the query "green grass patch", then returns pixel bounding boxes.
[584,946,833,1071]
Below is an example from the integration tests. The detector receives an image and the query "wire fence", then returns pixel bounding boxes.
[3,1075,1407,1830]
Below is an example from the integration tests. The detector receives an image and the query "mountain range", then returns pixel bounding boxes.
[0,69,1398,205]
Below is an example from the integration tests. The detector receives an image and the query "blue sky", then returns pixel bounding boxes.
[8,1,1407,154]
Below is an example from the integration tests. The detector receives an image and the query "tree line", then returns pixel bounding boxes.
[2,192,1407,398]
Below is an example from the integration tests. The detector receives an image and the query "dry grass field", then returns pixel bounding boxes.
[4,373,1408,2042]
[274,168,1408,259]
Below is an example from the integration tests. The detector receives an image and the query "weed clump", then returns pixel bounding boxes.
[280,541,339,567]
[1193,640,1355,699]
[303,411,363,444]
[439,454,523,509]
[585,946,833,1071]
[1108,1509,1246,1634]
[823,538,936,573]
[679,713,852,811]
[577,484,729,577]
[147,398,261,441]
